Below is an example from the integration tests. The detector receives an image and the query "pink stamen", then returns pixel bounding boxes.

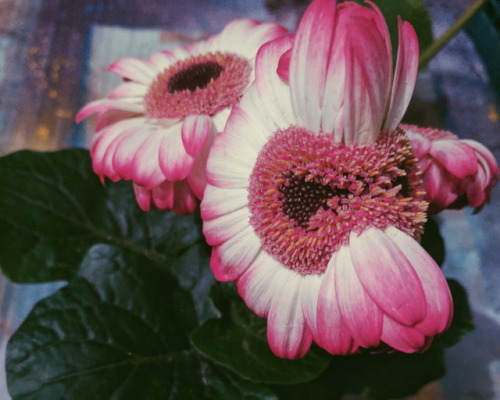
[144,52,251,119]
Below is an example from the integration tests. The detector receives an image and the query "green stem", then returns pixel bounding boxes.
[419,0,490,69]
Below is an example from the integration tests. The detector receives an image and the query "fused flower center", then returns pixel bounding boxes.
[168,62,223,93]
[145,52,251,119]
[248,127,428,275]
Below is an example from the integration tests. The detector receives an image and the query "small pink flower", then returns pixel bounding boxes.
[403,124,498,214]
[201,0,453,359]
[76,19,287,214]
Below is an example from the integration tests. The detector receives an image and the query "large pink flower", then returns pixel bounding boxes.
[403,124,498,214]
[76,19,287,214]
[201,0,453,359]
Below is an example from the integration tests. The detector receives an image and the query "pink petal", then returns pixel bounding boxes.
[181,115,212,157]
[95,109,141,131]
[108,58,156,85]
[158,126,195,181]
[150,180,175,211]
[203,207,251,246]
[91,120,144,181]
[317,257,359,355]
[133,183,151,211]
[236,251,286,317]
[349,228,427,327]
[267,274,313,359]
[111,125,155,181]
[187,129,216,200]
[209,227,261,281]
[201,185,248,220]
[343,18,391,144]
[254,35,295,128]
[424,163,458,212]
[289,0,336,132]
[383,19,419,132]
[386,227,453,335]
[430,140,478,179]
[277,48,291,81]
[381,315,426,353]
[108,82,148,99]
[404,128,432,159]
[206,106,261,189]
[334,244,383,348]
[235,21,288,56]
[130,130,169,189]
[76,99,143,123]
[237,252,282,317]
[300,274,322,340]
[171,180,198,215]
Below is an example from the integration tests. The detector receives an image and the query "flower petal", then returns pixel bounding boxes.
[75,99,144,123]
[317,256,359,355]
[150,180,175,211]
[159,125,195,181]
[181,114,212,157]
[350,228,427,327]
[431,139,478,179]
[381,315,426,353]
[203,207,251,246]
[383,19,419,133]
[209,226,261,281]
[201,185,248,220]
[133,183,151,211]
[335,243,383,348]
[108,57,156,85]
[237,252,283,317]
[343,16,391,144]
[267,273,313,359]
[386,227,453,335]
[289,0,336,132]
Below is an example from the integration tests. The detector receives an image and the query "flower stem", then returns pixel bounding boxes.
[419,0,490,69]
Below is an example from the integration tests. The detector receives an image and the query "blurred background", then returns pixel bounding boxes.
[0,0,499,399]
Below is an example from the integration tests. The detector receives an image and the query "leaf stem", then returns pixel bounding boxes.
[419,0,489,69]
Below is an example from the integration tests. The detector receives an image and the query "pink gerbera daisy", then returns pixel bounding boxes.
[403,124,498,214]
[76,19,287,214]
[201,0,453,359]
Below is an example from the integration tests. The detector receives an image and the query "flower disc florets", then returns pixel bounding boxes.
[248,127,428,275]
[145,52,251,119]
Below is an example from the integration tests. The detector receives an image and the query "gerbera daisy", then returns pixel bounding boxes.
[76,19,287,214]
[403,124,498,214]
[202,0,453,359]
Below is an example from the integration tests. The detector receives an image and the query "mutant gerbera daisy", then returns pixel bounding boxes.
[201,0,453,359]
[402,124,498,214]
[76,19,287,214]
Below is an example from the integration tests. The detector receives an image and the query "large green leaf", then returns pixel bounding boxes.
[191,284,330,385]
[6,244,277,400]
[0,149,201,283]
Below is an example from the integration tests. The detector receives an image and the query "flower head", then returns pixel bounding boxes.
[403,124,498,214]
[202,0,453,358]
[76,19,287,214]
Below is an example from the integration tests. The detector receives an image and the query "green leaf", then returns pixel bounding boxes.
[6,244,277,400]
[0,149,202,283]
[191,283,329,385]
[352,0,433,54]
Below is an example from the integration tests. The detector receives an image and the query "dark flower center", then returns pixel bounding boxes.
[281,175,336,227]
[168,62,224,93]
